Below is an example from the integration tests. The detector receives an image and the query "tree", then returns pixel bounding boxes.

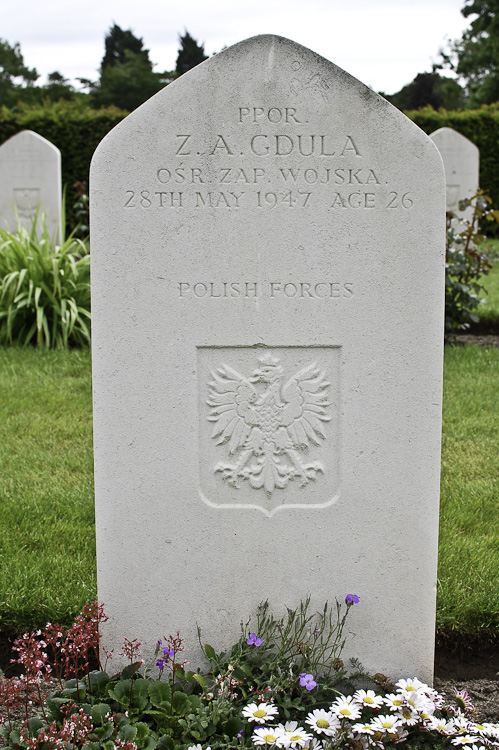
[0,38,38,106]
[100,23,151,71]
[175,31,208,76]
[43,71,75,102]
[89,24,174,111]
[92,51,173,110]
[386,72,465,111]
[438,0,499,105]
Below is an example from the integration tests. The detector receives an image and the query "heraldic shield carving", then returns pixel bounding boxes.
[198,346,341,516]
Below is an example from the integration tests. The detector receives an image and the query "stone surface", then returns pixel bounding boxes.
[430,127,479,224]
[90,35,445,684]
[0,130,62,240]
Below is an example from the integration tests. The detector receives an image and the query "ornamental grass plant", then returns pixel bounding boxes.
[0,213,90,348]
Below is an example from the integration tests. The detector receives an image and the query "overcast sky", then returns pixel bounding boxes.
[2,0,470,95]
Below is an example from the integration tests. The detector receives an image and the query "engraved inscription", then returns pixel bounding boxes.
[207,353,330,495]
[178,281,353,299]
[121,108,415,212]
[13,188,40,218]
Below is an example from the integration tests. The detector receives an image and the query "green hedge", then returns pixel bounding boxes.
[407,106,499,225]
[0,101,127,231]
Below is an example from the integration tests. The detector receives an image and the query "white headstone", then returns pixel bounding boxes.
[0,130,62,241]
[91,35,445,683]
[430,127,479,225]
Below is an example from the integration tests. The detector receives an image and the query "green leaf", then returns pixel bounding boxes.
[203,643,217,660]
[172,690,190,715]
[86,670,111,695]
[189,671,208,689]
[119,724,137,742]
[108,678,132,707]
[223,717,244,737]
[149,680,172,709]
[132,678,151,711]
[46,696,72,720]
[90,703,112,725]
[27,717,44,737]
[121,661,143,680]
[157,735,175,750]
[134,722,154,747]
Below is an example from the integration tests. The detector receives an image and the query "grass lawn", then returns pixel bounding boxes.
[437,343,499,641]
[0,344,498,644]
[478,259,499,327]
[0,347,95,630]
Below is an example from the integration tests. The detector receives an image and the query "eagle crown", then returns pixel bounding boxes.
[249,353,284,385]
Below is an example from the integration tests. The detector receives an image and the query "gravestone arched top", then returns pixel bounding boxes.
[0,129,62,157]
[0,129,62,240]
[430,126,479,218]
[93,34,443,177]
[430,126,479,156]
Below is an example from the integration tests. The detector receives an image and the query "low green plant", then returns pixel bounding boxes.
[1,599,492,750]
[445,191,498,336]
[0,212,90,348]
[197,597,360,720]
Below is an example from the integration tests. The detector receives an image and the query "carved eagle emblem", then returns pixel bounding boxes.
[206,352,331,495]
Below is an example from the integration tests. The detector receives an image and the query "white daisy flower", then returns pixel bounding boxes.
[482,724,499,739]
[243,702,279,722]
[305,740,323,750]
[370,715,403,733]
[451,735,482,745]
[447,713,471,732]
[425,717,457,735]
[351,723,375,736]
[305,709,340,737]
[384,693,405,710]
[278,726,313,748]
[353,689,385,709]
[471,723,499,738]
[188,746,211,750]
[253,726,286,746]
[330,695,362,720]
[406,693,435,714]
[395,678,428,694]
[393,726,409,744]
[397,705,421,726]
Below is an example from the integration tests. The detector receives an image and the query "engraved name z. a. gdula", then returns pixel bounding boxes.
[207,353,331,495]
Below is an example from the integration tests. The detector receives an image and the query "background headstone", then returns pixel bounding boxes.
[430,127,479,225]
[90,35,445,683]
[0,130,62,241]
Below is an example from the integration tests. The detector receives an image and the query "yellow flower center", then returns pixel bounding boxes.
[254,710,266,719]
[402,709,411,719]
[290,735,301,742]
[393,699,402,706]
[263,735,276,743]
[340,708,352,715]
[406,686,416,692]
[317,720,329,728]
[382,721,394,729]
